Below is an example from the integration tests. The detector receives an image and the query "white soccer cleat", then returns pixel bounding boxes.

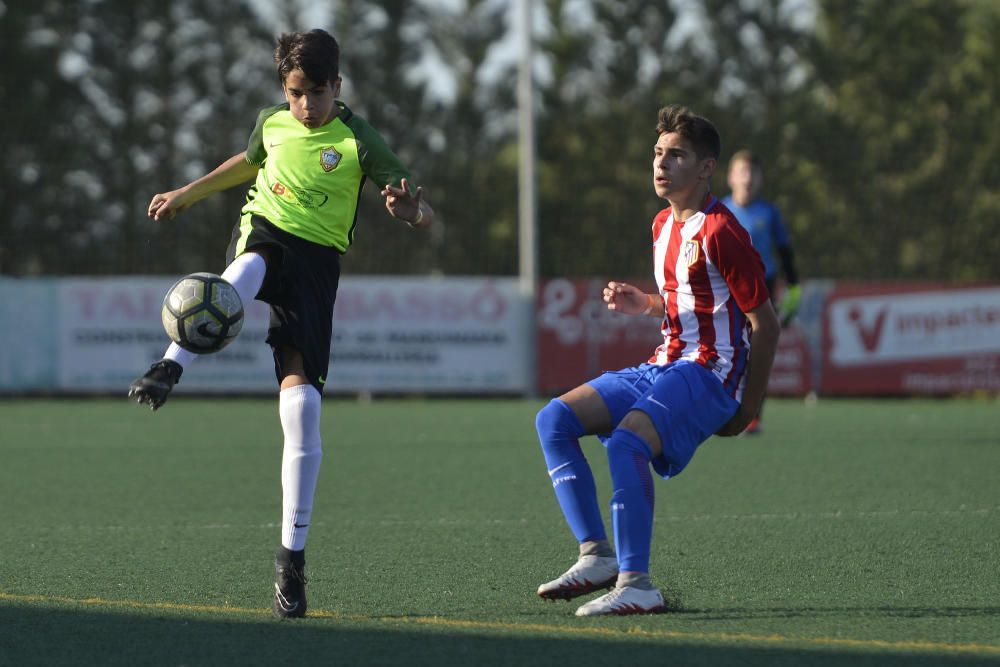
[537,555,619,601]
[574,586,666,617]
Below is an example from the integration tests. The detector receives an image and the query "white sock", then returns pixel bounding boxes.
[221,251,267,307]
[279,384,323,551]
[162,252,267,368]
[163,342,198,366]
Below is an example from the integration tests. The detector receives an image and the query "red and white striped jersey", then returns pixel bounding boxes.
[649,194,770,400]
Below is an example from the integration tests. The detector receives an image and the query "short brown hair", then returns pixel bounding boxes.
[275,29,340,86]
[655,105,721,161]
[729,149,762,170]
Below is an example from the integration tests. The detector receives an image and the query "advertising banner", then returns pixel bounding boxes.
[54,277,288,393]
[324,277,530,393]
[536,278,812,395]
[0,276,530,394]
[768,323,812,396]
[536,278,662,393]
[821,283,1000,394]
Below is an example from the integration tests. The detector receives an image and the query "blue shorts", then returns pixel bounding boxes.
[587,361,739,479]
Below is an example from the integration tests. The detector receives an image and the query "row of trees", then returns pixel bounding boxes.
[2,0,998,280]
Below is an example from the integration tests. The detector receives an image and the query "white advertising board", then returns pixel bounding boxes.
[0,276,530,394]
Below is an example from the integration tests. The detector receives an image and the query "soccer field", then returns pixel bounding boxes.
[1,397,997,665]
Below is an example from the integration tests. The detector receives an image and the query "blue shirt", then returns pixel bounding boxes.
[721,196,790,281]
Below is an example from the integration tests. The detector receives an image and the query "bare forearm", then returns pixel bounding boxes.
[643,293,663,318]
[181,152,259,204]
[715,300,780,436]
[740,302,780,415]
[410,199,435,229]
[604,283,664,316]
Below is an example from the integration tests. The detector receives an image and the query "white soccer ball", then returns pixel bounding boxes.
[161,272,244,353]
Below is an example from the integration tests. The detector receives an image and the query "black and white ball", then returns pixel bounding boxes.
[161,273,244,353]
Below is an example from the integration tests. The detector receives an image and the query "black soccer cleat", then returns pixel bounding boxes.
[128,359,183,411]
[272,548,307,619]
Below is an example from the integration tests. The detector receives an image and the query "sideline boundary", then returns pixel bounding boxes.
[2,591,997,656]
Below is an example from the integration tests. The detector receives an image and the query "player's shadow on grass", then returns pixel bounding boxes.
[2,604,997,667]
[676,605,1000,621]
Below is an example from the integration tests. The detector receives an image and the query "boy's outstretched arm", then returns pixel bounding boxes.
[149,151,260,221]
[717,299,780,436]
[603,281,663,317]
[380,177,434,229]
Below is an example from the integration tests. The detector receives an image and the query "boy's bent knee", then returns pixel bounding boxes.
[536,399,585,440]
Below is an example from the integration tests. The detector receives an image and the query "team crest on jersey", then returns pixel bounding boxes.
[320,146,342,172]
[683,240,700,267]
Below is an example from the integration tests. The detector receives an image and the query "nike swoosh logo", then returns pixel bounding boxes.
[274,584,298,611]
[196,322,219,337]
[647,397,669,411]
[269,142,282,148]
[547,462,571,477]
[293,523,309,528]
[318,376,326,385]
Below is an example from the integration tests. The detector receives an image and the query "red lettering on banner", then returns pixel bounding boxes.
[439,293,463,321]
[895,305,1000,336]
[74,288,100,319]
[335,282,509,322]
[372,290,397,318]
[470,283,506,322]
[69,286,161,320]
[847,306,887,352]
[107,291,138,318]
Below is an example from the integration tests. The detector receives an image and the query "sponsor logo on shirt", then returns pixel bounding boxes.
[270,180,329,208]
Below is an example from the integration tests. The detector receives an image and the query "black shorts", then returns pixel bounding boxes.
[226,215,341,393]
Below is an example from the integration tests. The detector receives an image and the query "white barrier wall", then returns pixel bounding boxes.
[0,276,531,394]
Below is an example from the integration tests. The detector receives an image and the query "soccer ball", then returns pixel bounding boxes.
[161,273,244,353]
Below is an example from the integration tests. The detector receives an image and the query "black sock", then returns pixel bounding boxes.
[276,546,305,567]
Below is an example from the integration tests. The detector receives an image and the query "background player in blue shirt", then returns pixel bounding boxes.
[723,149,800,433]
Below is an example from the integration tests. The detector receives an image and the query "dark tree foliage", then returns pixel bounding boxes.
[325,0,514,276]
[532,0,681,279]
[1,0,997,281]
[1,0,273,276]
[789,0,1000,280]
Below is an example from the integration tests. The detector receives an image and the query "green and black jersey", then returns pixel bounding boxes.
[239,101,410,252]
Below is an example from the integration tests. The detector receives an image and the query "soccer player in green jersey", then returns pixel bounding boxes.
[128,29,433,618]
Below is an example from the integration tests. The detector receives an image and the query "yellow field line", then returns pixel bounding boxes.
[2,591,997,656]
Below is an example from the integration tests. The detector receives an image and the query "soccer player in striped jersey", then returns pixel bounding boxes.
[535,105,779,616]
[128,29,433,618]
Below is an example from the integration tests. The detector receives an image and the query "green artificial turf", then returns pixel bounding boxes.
[0,397,998,665]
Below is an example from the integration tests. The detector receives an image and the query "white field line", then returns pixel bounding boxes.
[27,505,1000,532]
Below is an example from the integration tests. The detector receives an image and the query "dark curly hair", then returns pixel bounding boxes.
[274,29,340,86]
